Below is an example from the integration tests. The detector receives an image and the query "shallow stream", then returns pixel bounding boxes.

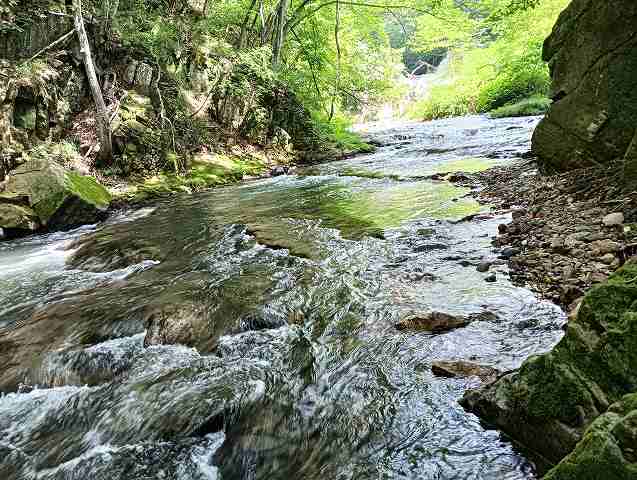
[0,115,564,480]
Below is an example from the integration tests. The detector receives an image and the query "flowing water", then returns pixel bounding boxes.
[0,115,564,480]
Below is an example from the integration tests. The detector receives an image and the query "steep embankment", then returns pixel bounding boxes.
[0,2,335,240]
[463,1,637,478]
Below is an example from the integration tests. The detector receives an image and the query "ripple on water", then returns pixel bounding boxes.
[0,115,563,479]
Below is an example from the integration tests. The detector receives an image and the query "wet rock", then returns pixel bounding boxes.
[271,166,289,177]
[461,265,637,467]
[413,242,449,253]
[603,212,624,227]
[1,157,111,235]
[431,361,500,382]
[500,247,520,259]
[484,273,497,283]
[395,312,470,333]
[497,224,508,234]
[476,261,492,273]
[511,208,527,220]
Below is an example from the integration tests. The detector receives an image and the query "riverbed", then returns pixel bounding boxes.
[0,115,564,480]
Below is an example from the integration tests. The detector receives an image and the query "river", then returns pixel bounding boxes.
[0,115,564,480]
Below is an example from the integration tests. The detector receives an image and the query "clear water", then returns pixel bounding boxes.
[0,115,563,480]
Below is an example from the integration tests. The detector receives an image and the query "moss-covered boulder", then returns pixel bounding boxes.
[461,263,637,469]
[531,0,637,174]
[0,157,111,235]
[544,394,637,479]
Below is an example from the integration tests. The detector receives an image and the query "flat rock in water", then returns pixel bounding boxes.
[431,361,500,382]
[395,312,470,333]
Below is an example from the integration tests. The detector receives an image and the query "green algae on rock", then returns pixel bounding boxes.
[461,263,637,470]
[0,157,111,234]
[544,393,637,480]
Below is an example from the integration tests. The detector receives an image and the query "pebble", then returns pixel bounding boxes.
[443,160,633,306]
[500,247,520,259]
[602,212,624,226]
[477,261,492,272]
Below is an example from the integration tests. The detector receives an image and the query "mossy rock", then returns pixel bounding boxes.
[2,156,111,233]
[0,203,39,231]
[461,263,637,468]
[544,394,637,479]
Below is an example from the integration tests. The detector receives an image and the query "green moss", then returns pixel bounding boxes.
[124,153,268,203]
[544,394,637,480]
[488,95,551,118]
[64,172,112,210]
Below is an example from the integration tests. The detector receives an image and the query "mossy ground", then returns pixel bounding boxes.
[113,152,271,203]
[489,96,551,118]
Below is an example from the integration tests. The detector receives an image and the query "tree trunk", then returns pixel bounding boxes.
[329,0,341,122]
[271,0,290,69]
[72,0,113,165]
[238,0,258,49]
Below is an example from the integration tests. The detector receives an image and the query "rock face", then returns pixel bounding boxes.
[543,393,637,480]
[461,264,637,474]
[0,157,111,235]
[532,0,637,174]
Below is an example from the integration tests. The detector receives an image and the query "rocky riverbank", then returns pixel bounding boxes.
[440,158,637,479]
[446,159,637,312]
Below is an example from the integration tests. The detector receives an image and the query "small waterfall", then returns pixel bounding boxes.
[357,52,452,123]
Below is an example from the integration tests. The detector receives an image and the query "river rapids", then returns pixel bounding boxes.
[0,115,564,480]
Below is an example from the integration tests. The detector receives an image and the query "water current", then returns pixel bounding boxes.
[0,115,565,480]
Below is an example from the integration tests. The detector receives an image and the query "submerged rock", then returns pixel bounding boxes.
[0,158,111,236]
[461,264,637,467]
[431,361,500,383]
[395,312,470,333]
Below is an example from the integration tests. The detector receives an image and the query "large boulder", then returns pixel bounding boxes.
[461,264,637,471]
[531,0,637,174]
[544,393,637,480]
[0,157,111,235]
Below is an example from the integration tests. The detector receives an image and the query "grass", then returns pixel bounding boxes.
[488,95,551,118]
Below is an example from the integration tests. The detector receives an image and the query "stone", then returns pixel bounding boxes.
[590,239,620,255]
[500,247,520,259]
[511,208,527,220]
[0,203,39,232]
[394,312,471,333]
[532,0,637,173]
[431,361,500,383]
[602,212,625,227]
[544,394,637,480]
[484,273,497,283]
[1,157,111,233]
[599,253,616,265]
[497,223,508,234]
[476,261,492,273]
[461,264,637,467]
[551,236,568,253]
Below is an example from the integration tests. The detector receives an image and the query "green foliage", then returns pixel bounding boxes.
[312,113,374,153]
[408,0,568,120]
[488,94,550,118]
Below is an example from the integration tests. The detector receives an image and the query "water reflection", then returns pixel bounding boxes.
[0,115,562,480]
